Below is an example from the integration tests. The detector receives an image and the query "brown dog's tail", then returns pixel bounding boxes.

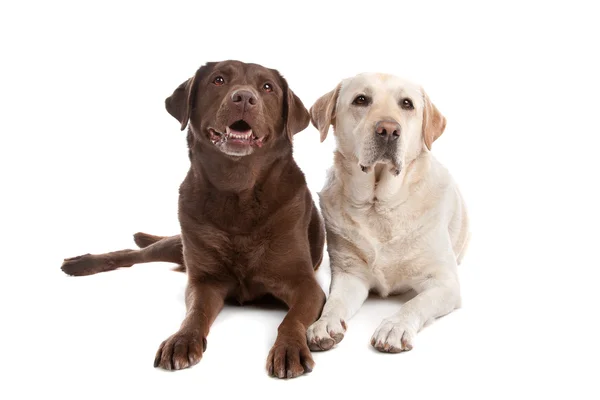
[61,233,185,276]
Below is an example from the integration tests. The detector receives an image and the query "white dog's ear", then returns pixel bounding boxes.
[422,90,446,150]
[310,84,341,142]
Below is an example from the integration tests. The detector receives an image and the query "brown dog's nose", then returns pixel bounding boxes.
[231,89,257,108]
[375,120,400,140]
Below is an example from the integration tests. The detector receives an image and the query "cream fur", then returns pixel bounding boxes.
[307,73,470,353]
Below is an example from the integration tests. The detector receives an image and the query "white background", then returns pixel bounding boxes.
[1,1,599,399]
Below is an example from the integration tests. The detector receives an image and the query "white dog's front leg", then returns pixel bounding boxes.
[371,272,460,353]
[307,271,370,351]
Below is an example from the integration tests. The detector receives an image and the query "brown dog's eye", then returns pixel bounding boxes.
[352,95,369,106]
[213,76,225,86]
[401,98,414,110]
[263,83,273,92]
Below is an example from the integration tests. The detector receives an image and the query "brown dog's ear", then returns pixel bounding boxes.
[310,84,341,142]
[284,87,310,141]
[165,64,213,131]
[165,76,197,131]
[422,89,447,150]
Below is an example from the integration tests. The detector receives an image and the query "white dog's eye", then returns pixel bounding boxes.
[401,98,414,110]
[352,95,370,106]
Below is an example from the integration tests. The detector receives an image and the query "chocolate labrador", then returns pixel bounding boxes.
[61,60,326,379]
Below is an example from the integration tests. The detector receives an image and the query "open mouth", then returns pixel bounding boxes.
[208,120,264,148]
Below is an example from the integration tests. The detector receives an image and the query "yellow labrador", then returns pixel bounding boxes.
[307,73,470,353]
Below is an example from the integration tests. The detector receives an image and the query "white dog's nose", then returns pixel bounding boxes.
[375,120,400,139]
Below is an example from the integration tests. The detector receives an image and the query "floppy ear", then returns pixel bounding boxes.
[165,76,197,131]
[310,84,341,142]
[165,64,212,131]
[422,89,447,150]
[284,87,311,141]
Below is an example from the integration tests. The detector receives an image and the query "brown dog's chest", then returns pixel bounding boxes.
[224,233,272,303]
[179,162,311,303]
[180,188,303,303]
[202,190,267,234]
[195,225,276,303]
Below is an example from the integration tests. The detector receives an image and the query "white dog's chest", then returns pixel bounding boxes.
[342,203,419,296]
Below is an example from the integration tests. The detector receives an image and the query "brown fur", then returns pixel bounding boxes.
[61,60,326,379]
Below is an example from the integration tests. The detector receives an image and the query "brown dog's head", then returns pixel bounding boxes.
[165,60,309,158]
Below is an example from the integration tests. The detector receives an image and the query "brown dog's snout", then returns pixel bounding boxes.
[230,89,257,109]
[375,120,400,140]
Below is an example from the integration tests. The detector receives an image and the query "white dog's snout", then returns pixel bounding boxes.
[375,120,401,140]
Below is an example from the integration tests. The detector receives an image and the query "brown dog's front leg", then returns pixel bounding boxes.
[154,279,229,371]
[266,276,326,379]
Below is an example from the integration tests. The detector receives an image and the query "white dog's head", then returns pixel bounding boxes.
[311,73,446,175]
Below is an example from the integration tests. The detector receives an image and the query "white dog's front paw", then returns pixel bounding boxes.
[307,317,347,351]
[370,319,416,353]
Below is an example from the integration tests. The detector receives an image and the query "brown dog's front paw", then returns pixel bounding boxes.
[154,331,206,371]
[266,337,314,379]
